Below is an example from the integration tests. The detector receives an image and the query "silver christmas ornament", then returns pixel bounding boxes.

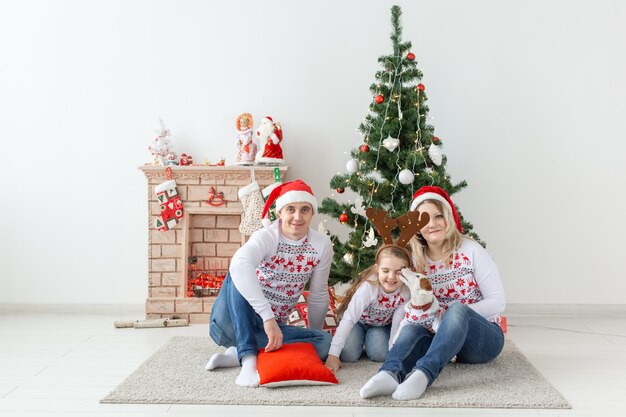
[350,195,366,217]
[363,227,378,248]
[398,169,415,185]
[346,159,359,174]
[382,136,400,152]
[343,252,354,265]
[429,143,443,166]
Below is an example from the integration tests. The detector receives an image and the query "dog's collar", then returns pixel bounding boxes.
[409,302,433,311]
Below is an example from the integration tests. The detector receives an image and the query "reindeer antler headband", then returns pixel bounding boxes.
[365,208,430,250]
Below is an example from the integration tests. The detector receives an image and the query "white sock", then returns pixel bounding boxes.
[235,354,260,388]
[392,369,429,401]
[205,346,239,370]
[359,371,398,399]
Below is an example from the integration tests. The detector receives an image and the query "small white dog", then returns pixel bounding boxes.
[392,267,441,344]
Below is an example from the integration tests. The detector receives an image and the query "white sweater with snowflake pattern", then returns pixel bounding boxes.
[329,281,409,357]
[423,238,505,321]
[229,220,333,329]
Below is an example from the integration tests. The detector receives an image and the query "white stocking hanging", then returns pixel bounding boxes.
[238,182,265,235]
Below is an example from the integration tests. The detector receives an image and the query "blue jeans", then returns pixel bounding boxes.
[209,273,332,362]
[340,321,391,362]
[380,301,504,384]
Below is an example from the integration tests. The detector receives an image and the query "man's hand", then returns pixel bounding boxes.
[325,354,341,373]
[263,318,283,352]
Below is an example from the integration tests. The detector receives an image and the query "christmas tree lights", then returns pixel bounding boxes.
[319,5,484,286]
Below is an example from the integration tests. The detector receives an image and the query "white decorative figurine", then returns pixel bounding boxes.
[235,113,257,165]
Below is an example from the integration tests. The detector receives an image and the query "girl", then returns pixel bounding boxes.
[360,186,506,400]
[325,245,411,372]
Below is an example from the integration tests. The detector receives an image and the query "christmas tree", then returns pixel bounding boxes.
[319,5,483,286]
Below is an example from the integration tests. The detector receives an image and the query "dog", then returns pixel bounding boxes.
[391,267,441,345]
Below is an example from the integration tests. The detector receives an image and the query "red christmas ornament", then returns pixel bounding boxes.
[339,213,349,224]
[433,136,440,143]
[417,83,425,91]
[360,144,370,153]
[375,95,384,104]
[407,52,415,61]
[337,187,345,194]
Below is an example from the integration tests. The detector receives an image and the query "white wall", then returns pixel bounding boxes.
[1,0,625,305]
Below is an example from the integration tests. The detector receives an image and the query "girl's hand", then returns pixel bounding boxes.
[325,354,341,373]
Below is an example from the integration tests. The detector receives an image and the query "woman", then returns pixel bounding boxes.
[360,186,506,400]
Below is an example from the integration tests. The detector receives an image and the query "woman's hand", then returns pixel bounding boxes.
[263,318,283,352]
[325,354,341,373]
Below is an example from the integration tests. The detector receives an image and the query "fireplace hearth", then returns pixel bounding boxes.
[139,165,288,324]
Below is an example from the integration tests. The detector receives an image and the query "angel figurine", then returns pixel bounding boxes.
[235,113,256,165]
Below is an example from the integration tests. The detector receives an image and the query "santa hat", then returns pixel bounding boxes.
[410,186,463,233]
[261,179,317,218]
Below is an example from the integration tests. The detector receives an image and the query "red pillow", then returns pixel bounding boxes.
[257,342,338,387]
[287,290,338,335]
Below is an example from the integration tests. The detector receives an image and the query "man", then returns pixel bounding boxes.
[206,179,333,387]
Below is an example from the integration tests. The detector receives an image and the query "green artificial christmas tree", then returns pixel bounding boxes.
[319,5,484,287]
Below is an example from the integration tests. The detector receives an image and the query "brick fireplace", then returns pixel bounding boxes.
[139,165,288,324]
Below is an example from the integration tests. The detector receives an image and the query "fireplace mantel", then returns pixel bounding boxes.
[140,164,287,181]
[139,164,288,323]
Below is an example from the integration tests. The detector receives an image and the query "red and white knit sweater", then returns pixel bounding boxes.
[423,238,505,322]
[229,220,333,329]
[329,281,409,357]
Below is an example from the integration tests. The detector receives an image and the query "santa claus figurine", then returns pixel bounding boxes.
[255,116,284,165]
[179,153,193,166]
[235,113,256,165]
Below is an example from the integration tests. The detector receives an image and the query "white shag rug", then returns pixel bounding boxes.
[101,336,569,409]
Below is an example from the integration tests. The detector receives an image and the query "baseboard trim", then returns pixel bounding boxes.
[505,303,626,318]
[1,302,625,318]
[0,303,144,315]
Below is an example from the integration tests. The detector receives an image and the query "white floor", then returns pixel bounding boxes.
[0,309,625,417]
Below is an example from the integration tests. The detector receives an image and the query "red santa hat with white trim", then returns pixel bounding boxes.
[410,186,463,233]
[261,179,317,219]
